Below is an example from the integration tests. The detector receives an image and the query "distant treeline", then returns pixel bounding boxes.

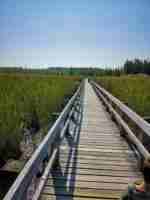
[0,66,107,76]
[0,58,150,76]
[124,59,150,75]
[96,58,150,76]
[98,58,150,76]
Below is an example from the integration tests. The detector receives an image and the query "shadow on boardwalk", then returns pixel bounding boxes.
[51,106,83,200]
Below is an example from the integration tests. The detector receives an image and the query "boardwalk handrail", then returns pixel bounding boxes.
[4,81,83,200]
[91,81,150,163]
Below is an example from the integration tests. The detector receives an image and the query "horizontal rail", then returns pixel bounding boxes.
[4,81,84,200]
[32,148,58,200]
[91,81,150,162]
[91,81,150,137]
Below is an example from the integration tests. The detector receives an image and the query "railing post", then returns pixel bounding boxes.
[138,156,144,171]
[52,147,60,170]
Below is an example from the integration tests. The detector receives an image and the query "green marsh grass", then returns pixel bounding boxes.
[96,75,150,117]
[0,73,80,163]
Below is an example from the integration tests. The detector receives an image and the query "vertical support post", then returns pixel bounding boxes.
[52,147,60,170]
[137,156,144,172]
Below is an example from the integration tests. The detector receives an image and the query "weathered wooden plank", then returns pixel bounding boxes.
[40,194,108,200]
[76,145,130,150]
[59,154,137,162]
[79,137,125,141]
[78,140,127,144]
[81,129,119,133]
[42,186,122,199]
[78,144,129,148]
[59,150,135,159]
[60,146,132,155]
[47,174,140,184]
[59,158,137,167]
[61,142,130,150]
[78,143,129,148]
[45,179,127,190]
[63,137,128,143]
[55,162,138,172]
[81,127,120,132]
[81,124,119,128]
[82,121,116,125]
[50,168,141,177]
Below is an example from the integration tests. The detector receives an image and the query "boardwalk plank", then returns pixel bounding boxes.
[42,186,122,199]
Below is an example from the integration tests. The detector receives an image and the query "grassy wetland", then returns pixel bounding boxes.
[0,73,80,165]
[96,75,150,118]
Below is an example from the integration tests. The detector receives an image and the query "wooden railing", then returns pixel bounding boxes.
[91,81,150,169]
[4,81,84,200]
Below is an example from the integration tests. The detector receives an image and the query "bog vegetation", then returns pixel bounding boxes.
[0,73,80,165]
[96,75,150,117]
[0,59,150,165]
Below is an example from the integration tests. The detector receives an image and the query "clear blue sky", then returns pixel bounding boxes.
[0,0,150,68]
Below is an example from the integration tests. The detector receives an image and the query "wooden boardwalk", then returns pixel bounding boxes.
[40,80,142,200]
